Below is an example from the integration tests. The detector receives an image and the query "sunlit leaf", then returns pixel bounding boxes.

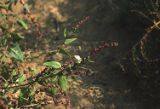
[17,74,26,84]
[64,38,77,45]
[10,70,17,79]
[0,13,7,19]
[9,45,23,61]
[43,61,61,69]
[17,18,28,29]
[0,6,8,10]
[64,28,67,38]
[24,3,29,11]
[59,75,68,93]
[33,66,38,76]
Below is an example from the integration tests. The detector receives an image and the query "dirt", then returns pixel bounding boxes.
[1,0,160,109]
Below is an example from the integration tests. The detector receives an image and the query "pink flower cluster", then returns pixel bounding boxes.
[72,16,90,33]
[0,100,6,109]
[20,0,42,41]
[88,42,119,56]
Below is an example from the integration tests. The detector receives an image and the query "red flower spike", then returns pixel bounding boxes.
[60,67,64,70]
[111,42,114,46]
[47,83,50,86]
[94,48,99,52]
[92,52,95,56]
[70,60,73,63]
[52,84,56,87]
[56,84,59,87]
[45,101,49,104]
[53,98,57,102]
[105,43,110,47]
[88,52,91,56]
[113,42,119,47]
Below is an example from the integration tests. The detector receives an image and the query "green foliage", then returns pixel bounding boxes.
[9,45,24,61]
[64,38,77,45]
[0,13,7,19]
[59,46,70,57]
[59,75,68,93]
[9,32,24,41]
[18,87,31,107]
[64,28,67,38]
[17,18,28,30]
[14,0,19,5]
[43,61,62,69]
[16,74,26,84]
[24,4,29,11]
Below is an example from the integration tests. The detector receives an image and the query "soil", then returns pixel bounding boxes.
[1,0,160,109]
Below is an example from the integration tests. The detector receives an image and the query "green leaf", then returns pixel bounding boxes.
[9,32,24,41]
[10,70,17,79]
[3,39,7,46]
[80,66,88,70]
[14,0,19,5]
[8,2,13,11]
[64,28,67,38]
[71,75,79,83]
[43,61,61,69]
[33,66,38,76]
[0,25,7,32]
[17,18,28,29]
[59,75,68,93]
[64,38,77,45]
[59,47,70,56]
[17,74,26,84]
[18,87,31,107]
[9,45,23,61]
[51,76,58,82]
[38,81,46,86]
[24,3,29,11]
[0,6,8,10]
[0,13,7,19]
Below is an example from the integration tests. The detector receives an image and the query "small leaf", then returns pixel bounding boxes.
[9,45,23,61]
[33,66,38,76]
[43,61,61,69]
[64,38,77,45]
[0,6,8,10]
[80,67,88,70]
[51,87,57,94]
[3,39,7,46]
[17,18,28,29]
[14,0,19,5]
[18,87,31,107]
[9,32,24,41]
[0,13,7,19]
[24,3,29,11]
[38,81,46,86]
[59,75,68,93]
[51,76,58,82]
[64,28,67,38]
[59,47,70,56]
[71,76,79,83]
[10,70,17,79]
[8,2,13,11]
[17,74,26,84]
[0,25,7,32]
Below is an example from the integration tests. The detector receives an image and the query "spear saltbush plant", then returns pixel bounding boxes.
[0,0,118,109]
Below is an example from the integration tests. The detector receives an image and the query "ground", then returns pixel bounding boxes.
[0,0,160,109]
